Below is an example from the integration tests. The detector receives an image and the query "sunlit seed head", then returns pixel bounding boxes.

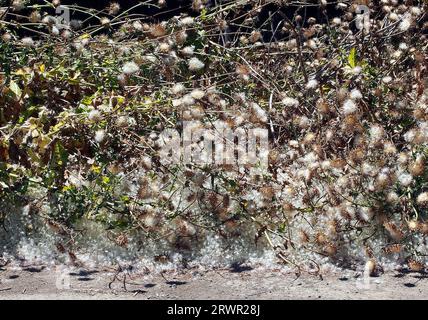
[386,191,399,204]
[150,24,167,38]
[389,12,399,21]
[171,83,185,95]
[417,192,428,206]
[181,46,195,56]
[190,89,205,100]
[180,16,194,27]
[21,37,34,47]
[349,89,363,100]
[343,99,358,115]
[132,21,143,31]
[108,2,121,15]
[122,61,139,75]
[407,220,419,231]
[94,129,106,143]
[399,17,411,31]
[249,30,262,43]
[2,33,12,42]
[12,0,25,11]
[29,11,41,23]
[398,172,412,186]
[100,17,111,26]
[409,157,425,177]
[306,79,319,90]
[188,57,205,71]
[282,97,299,108]
[116,116,128,128]
[88,110,102,122]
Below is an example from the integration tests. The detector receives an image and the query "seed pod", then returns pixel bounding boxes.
[365,259,376,276]
[315,232,328,245]
[115,233,128,247]
[327,219,339,236]
[419,223,428,235]
[409,157,425,176]
[299,230,310,244]
[317,99,331,114]
[408,258,424,272]
[364,245,374,259]
[383,221,405,241]
[260,186,275,199]
[150,24,167,38]
[324,242,337,256]
[407,220,419,231]
[382,244,403,254]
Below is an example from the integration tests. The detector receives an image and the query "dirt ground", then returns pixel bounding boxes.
[1,263,427,300]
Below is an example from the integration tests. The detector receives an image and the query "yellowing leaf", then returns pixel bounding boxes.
[62,185,73,192]
[37,135,51,150]
[116,96,125,105]
[91,165,101,174]
[39,64,45,73]
[15,69,27,76]
[9,80,22,98]
[348,47,357,68]
[79,33,91,40]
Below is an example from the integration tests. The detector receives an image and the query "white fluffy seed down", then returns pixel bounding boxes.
[181,46,195,56]
[171,83,185,95]
[306,79,319,90]
[251,103,268,123]
[180,16,194,26]
[188,57,205,71]
[399,17,411,31]
[21,37,34,47]
[88,110,102,122]
[398,173,413,186]
[382,76,393,84]
[95,129,106,143]
[417,192,428,205]
[116,116,128,127]
[369,125,384,143]
[350,89,363,100]
[190,89,205,99]
[122,61,139,74]
[282,97,299,107]
[343,99,358,115]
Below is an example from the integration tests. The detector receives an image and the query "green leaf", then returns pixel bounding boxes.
[54,142,68,167]
[200,8,208,21]
[348,47,357,68]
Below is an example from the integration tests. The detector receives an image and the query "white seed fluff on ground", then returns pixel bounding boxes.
[251,103,268,123]
[181,46,195,56]
[417,192,428,205]
[188,57,205,71]
[306,79,318,90]
[382,76,393,84]
[343,99,358,115]
[122,61,139,74]
[350,89,363,100]
[282,97,299,107]
[88,109,102,122]
[399,17,411,31]
[190,89,205,99]
[180,16,194,26]
[171,83,185,95]
[95,129,106,143]
[21,37,34,47]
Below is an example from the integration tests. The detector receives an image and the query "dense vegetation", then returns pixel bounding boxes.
[0,0,427,273]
